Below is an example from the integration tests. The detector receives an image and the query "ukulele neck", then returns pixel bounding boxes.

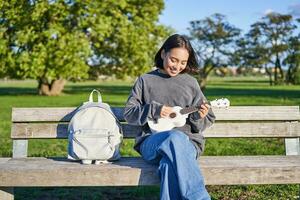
[179,106,199,115]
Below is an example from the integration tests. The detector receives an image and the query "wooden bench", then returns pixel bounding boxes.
[0,106,300,199]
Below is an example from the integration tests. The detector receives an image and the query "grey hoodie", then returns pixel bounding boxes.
[124,69,215,156]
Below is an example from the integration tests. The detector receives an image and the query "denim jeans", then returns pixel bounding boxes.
[140,130,211,200]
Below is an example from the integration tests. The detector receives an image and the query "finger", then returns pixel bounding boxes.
[160,105,175,118]
[201,105,208,111]
[201,103,210,109]
[205,103,211,109]
[200,106,209,114]
[200,109,207,115]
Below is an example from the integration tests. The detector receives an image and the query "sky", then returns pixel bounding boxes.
[159,0,300,35]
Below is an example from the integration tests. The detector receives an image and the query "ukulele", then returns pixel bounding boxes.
[148,98,230,133]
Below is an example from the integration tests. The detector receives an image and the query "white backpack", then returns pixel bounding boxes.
[67,90,123,164]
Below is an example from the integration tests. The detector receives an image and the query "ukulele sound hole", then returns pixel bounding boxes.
[169,113,177,118]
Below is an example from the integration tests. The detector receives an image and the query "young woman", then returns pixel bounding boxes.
[124,34,215,200]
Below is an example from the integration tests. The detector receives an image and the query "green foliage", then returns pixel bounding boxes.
[189,13,241,66]
[292,64,300,84]
[234,25,270,69]
[0,0,170,93]
[284,36,300,84]
[0,0,91,83]
[88,0,172,78]
[188,13,241,88]
[246,12,297,85]
[188,12,300,87]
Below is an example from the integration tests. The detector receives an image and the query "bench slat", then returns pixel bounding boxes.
[11,123,142,139]
[0,156,299,186]
[12,107,125,122]
[11,122,300,139]
[12,106,300,122]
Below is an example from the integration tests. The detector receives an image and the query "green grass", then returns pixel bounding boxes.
[0,76,300,199]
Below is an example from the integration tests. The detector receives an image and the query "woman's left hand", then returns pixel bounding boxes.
[199,103,210,118]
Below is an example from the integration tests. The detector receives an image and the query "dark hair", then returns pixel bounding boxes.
[154,34,199,74]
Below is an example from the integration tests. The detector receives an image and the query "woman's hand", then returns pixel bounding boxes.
[199,103,210,118]
[160,106,173,118]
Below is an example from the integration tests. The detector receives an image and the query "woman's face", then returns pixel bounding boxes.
[161,47,189,77]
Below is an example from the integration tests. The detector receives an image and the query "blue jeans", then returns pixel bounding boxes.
[140,130,211,200]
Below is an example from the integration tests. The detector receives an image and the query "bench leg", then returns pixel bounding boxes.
[13,140,28,158]
[285,138,300,155]
[0,187,14,200]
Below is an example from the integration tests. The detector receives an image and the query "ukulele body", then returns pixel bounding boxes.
[148,106,188,133]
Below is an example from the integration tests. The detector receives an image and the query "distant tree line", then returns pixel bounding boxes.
[0,1,299,95]
[189,13,300,89]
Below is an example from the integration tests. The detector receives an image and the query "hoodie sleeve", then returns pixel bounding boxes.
[124,77,163,126]
[188,81,216,133]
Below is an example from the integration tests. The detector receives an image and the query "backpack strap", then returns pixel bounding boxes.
[89,89,102,103]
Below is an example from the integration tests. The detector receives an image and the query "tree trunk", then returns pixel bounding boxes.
[274,57,279,85]
[285,64,293,84]
[198,62,215,91]
[38,78,66,96]
[199,78,207,91]
[198,68,208,91]
[274,55,284,85]
[265,66,273,86]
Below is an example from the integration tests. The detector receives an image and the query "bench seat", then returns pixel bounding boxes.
[1,155,300,186]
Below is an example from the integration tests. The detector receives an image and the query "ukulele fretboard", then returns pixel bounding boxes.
[179,106,200,115]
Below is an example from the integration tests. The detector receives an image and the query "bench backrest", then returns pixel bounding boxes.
[11,106,300,157]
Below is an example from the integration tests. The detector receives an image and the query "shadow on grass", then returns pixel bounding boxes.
[0,87,38,96]
[63,85,132,95]
[15,186,160,200]
[0,85,132,96]
[217,79,269,83]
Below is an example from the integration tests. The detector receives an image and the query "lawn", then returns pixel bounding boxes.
[0,76,299,199]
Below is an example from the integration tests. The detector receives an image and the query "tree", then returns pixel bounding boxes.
[248,13,296,85]
[0,26,14,78]
[233,24,272,84]
[0,0,91,95]
[0,0,170,95]
[189,13,241,89]
[284,36,300,84]
[88,0,171,79]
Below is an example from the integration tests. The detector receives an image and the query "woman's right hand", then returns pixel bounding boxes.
[160,106,173,118]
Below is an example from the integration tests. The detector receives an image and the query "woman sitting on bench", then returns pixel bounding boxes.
[124,34,215,200]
